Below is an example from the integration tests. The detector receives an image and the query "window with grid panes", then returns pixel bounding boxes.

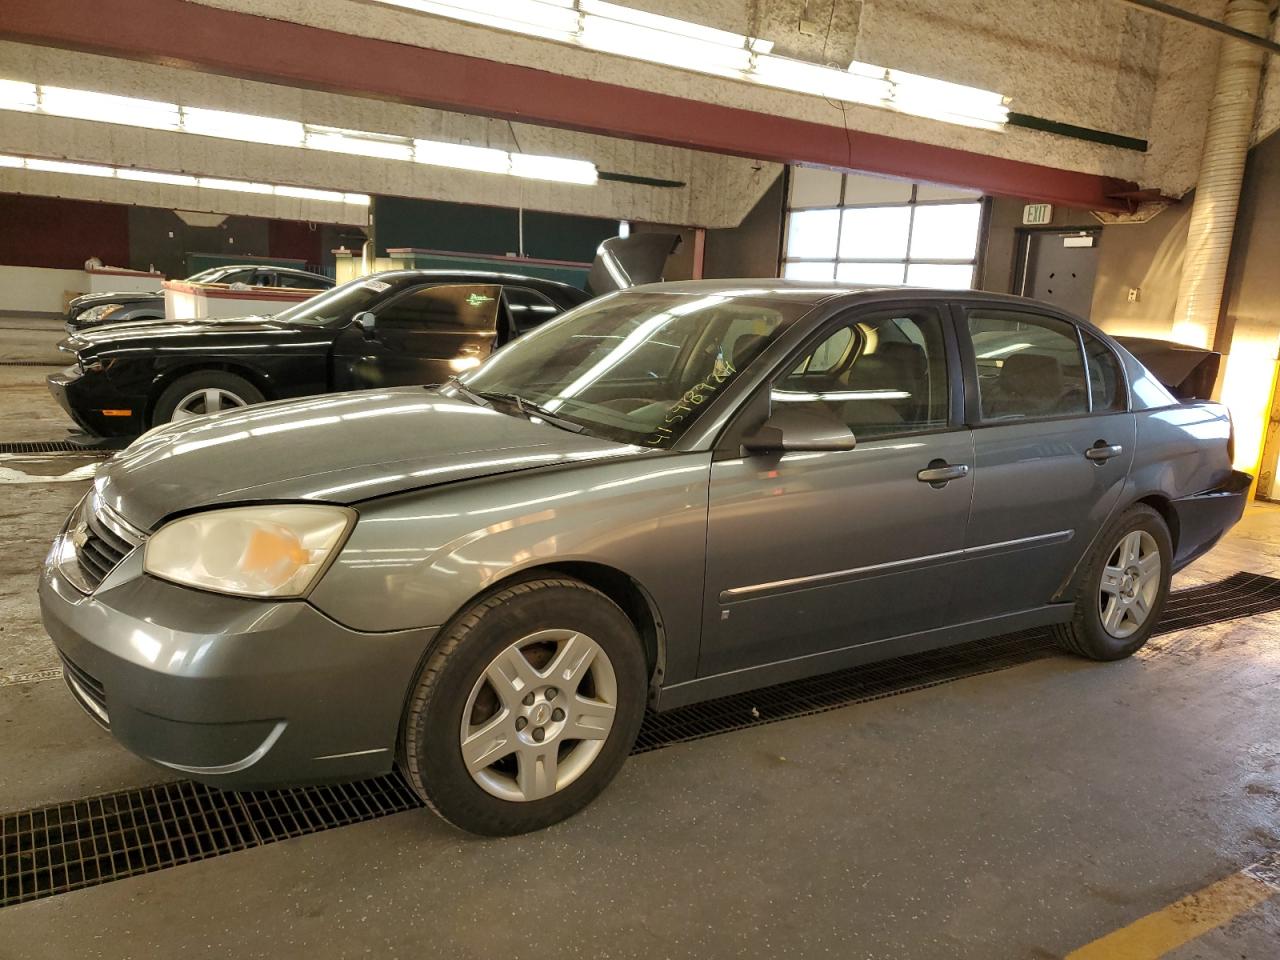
[782,168,983,289]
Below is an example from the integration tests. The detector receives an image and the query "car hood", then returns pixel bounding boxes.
[70,290,163,309]
[96,388,644,530]
[66,316,285,352]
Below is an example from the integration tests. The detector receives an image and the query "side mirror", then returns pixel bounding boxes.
[353,312,377,340]
[742,405,856,454]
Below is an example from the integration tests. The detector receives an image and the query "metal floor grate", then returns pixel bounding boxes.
[4,571,1280,908]
[0,360,63,367]
[0,441,112,455]
[1,776,419,908]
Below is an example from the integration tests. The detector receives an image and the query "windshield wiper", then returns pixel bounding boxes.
[444,375,489,407]
[473,390,586,434]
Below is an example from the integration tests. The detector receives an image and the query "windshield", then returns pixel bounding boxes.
[273,276,393,326]
[457,290,818,447]
[186,267,235,283]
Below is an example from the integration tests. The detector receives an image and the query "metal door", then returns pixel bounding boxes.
[1017,230,1102,319]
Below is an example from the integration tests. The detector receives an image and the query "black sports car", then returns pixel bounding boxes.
[64,265,334,332]
[49,271,591,438]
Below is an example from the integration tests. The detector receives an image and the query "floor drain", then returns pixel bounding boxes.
[4,571,1279,908]
[0,441,112,455]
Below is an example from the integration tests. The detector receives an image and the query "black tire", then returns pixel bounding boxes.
[399,577,648,836]
[151,370,264,426]
[1053,503,1172,660]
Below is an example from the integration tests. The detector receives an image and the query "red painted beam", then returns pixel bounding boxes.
[0,0,1138,212]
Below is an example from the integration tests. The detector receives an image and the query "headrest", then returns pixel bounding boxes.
[1001,353,1061,395]
[731,333,769,370]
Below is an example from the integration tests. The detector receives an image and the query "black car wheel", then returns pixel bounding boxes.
[152,371,265,426]
[399,577,647,836]
[1053,503,1172,660]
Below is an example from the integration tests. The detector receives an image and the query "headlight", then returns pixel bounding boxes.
[82,304,123,322]
[144,505,355,598]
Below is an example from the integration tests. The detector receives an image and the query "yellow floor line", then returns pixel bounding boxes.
[1066,857,1279,959]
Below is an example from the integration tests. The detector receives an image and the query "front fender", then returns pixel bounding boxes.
[308,453,712,686]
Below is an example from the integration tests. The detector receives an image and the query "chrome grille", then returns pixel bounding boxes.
[59,655,108,727]
[60,495,145,593]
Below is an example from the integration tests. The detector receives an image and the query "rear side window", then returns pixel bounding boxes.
[967,309,1088,421]
[1083,332,1126,411]
[286,274,333,290]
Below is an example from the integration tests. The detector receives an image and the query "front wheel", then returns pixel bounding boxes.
[399,577,648,836]
[151,371,264,426]
[1054,504,1172,660]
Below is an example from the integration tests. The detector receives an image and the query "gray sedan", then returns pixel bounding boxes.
[40,282,1250,835]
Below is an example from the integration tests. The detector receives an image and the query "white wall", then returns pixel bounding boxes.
[0,265,86,315]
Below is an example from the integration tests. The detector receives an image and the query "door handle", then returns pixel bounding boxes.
[1085,442,1123,462]
[917,461,970,487]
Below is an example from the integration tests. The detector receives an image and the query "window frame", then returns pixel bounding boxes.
[781,175,986,289]
[953,300,1132,427]
[717,299,966,453]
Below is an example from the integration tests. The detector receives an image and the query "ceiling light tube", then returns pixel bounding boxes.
[0,153,368,206]
[306,129,415,162]
[509,152,598,185]
[0,80,37,112]
[40,85,180,130]
[578,0,770,52]
[182,106,306,147]
[413,139,511,174]
[387,0,579,40]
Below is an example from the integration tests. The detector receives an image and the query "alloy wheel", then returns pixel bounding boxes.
[460,629,618,803]
[171,387,248,421]
[1098,529,1161,639]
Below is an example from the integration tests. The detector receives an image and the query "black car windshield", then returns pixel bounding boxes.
[273,276,393,326]
[456,290,819,447]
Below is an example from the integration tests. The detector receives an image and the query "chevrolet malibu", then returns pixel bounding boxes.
[40,282,1250,835]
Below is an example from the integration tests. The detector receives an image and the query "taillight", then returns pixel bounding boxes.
[1227,411,1236,464]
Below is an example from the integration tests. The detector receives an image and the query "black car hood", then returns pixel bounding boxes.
[69,290,163,310]
[97,388,643,530]
[66,316,289,353]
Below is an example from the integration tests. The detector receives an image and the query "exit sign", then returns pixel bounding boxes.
[1023,203,1054,225]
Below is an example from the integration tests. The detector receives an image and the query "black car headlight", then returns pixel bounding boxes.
[144,505,356,598]
[80,304,124,323]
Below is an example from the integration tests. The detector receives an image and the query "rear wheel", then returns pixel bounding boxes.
[151,371,264,426]
[1053,504,1172,660]
[399,577,647,836]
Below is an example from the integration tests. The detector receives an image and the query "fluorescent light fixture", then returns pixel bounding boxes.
[509,152,598,184]
[370,0,1009,130]
[182,106,306,147]
[307,126,415,161]
[39,85,181,130]
[0,79,37,112]
[116,169,199,186]
[0,78,600,185]
[0,153,370,206]
[413,138,511,174]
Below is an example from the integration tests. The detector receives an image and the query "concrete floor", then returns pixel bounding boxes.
[0,321,1277,958]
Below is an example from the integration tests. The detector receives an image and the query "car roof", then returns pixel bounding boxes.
[366,269,587,295]
[624,278,1089,321]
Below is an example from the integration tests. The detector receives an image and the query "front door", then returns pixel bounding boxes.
[699,303,974,678]
[953,304,1136,621]
[330,283,502,391]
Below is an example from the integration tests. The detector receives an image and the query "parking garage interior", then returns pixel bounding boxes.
[1,0,1280,957]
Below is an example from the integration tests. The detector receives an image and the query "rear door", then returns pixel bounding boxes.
[952,302,1135,621]
[330,282,502,390]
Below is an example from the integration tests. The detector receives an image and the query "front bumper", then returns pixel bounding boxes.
[39,545,437,790]
[46,369,146,438]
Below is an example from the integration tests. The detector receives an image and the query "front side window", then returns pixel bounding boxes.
[460,291,818,447]
[968,309,1088,421]
[772,307,950,439]
[377,284,501,334]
